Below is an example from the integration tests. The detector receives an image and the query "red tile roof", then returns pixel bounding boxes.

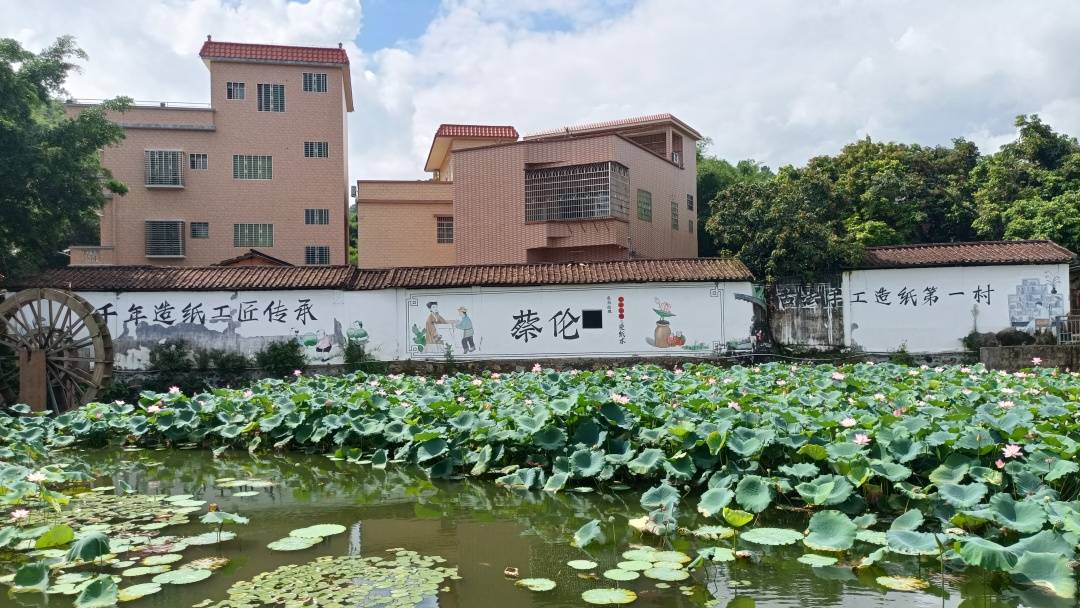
[525,113,703,141]
[7,259,753,292]
[860,240,1074,269]
[213,249,293,267]
[434,124,519,139]
[199,40,349,65]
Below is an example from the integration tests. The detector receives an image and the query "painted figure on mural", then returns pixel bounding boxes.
[455,306,476,353]
[424,301,447,345]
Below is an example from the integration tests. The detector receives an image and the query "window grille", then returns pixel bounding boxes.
[305,246,330,265]
[671,200,679,230]
[303,72,328,93]
[637,190,652,221]
[144,150,183,186]
[436,216,454,243]
[145,221,185,256]
[189,153,207,170]
[257,83,285,112]
[687,193,694,211]
[524,161,630,222]
[191,222,209,238]
[305,209,330,225]
[689,219,694,233]
[232,155,273,180]
[227,81,245,100]
[304,141,329,158]
[233,224,274,247]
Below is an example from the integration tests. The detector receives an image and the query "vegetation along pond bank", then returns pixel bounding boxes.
[1,362,1078,607]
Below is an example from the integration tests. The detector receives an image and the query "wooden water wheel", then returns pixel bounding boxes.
[0,289,113,413]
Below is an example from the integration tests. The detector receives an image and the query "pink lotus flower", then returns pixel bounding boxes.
[998,400,1014,409]
[114,400,125,406]
[728,401,741,411]
[776,380,787,386]
[1002,444,1023,459]
[532,363,542,373]
[840,417,857,428]
[243,390,254,399]
[457,396,465,403]
[892,408,903,417]
[490,372,501,379]
[1031,357,1042,366]
[707,378,717,385]
[995,459,1006,469]
[673,368,684,375]
[10,509,29,522]
[293,369,302,377]
[610,393,631,405]
[26,471,47,483]
[873,393,886,401]
[853,433,871,446]
[435,378,444,385]
[605,370,615,378]
[471,379,482,386]
[831,372,845,380]
[168,386,181,395]
[147,404,161,414]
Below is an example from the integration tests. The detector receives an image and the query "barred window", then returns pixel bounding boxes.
[687,193,694,211]
[233,223,274,247]
[189,153,207,170]
[226,81,245,100]
[305,209,330,225]
[144,150,183,186]
[191,222,209,239]
[305,246,330,265]
[637,190,652,221]
[436,216,454,243]
[303,72,328,93]
[304,141,329,158]
[145,221,185,257]
[689,219,694,233]
[524,161,630,222]
[257,83,285,112]
[671,200,679,230]
[232,155,273,180]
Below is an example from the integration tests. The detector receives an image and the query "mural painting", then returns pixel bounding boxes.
[410,300,482,355]
[1008,275,1066,331]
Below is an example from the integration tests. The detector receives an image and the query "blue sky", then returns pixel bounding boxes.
[355,0,440,53]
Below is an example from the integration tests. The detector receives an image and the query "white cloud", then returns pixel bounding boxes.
[3,0,1080,185]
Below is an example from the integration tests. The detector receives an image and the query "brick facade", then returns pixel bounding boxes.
[67,40,352,267]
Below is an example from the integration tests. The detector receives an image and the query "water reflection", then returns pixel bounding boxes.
[11,448,1057,608]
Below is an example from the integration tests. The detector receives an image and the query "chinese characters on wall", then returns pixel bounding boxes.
[851,285,994,306]
[97,298,321,332]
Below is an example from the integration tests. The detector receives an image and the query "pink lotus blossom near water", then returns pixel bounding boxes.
[840,417,857,428]
[168,386,181,395]
[853,433,871,446]
[1002,444,1023,459]
[10,509,29,522]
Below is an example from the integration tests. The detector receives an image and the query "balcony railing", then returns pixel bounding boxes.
[525,161,631,222]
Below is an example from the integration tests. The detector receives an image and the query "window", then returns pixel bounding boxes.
[305,246,330,265]
[582,310,603,329]
[303,72,328,93]
[189,153,207,170]
[191,222,209,239]
[436,216,454,243]
[144,150,183,186]
[145,221,185,257]
[689,219,694,233]
[232,155,273,180]
[226,81,245,100]
[687,194,694,211]
[304,141,329,158]
[305,209,330,225]
[257,83,285,112]
[233,224,274,247]
[637,189,652,221]
[525,161,630,222]
[671,200,679,230]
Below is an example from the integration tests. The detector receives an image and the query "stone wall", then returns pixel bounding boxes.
[980,345,1080,371]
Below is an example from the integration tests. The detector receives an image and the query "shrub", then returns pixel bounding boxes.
[888,344,916,366]
[344,342,386,374]
[962,331,999,353]
[996,328,1035,347]
[148,340,193,373]
[255,339,306,378]
[1033,330,1057,345]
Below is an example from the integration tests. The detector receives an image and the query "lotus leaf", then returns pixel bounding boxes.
[122,565,172,577]
[937,482,988,508]
[516,578,556,591]
[958,537,1017,571]
[582,588,637,605]
[34,524,74,549]
[617,560,653,571]
[267,536,321,551]
[572,519,604,549]
[797,554,838,567]
[151,568,212,585]
[696,547,735,562]
[804,511,857,552]
[735,475,773,513]
[889,509,924,532]
[66,532,110,563]
[652,550,691,564]
[567,560,598,570]
[697,487,734,517]
[290,524,346,538]
[876,576,929,592]
[886,530,943,556]
[117,582,162,602]
[1010,552,1076,598]
[644,567,689,581]
[74,575,118,608]
[722,507,754,528]
[741,527,804,546]
[621,548,656,561]
[13,560,49,591]
[795,475,853,506]
[603,569,640,581]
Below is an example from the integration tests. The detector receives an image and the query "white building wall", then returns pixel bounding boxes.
[75,281,754,369]
[842,263,1070,353]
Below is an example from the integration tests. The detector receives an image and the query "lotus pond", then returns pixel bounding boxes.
[0,362,1078,607]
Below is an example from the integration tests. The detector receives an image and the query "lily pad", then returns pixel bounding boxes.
[603,569,640,581]
[644,567,689,581]
[289,524,346,538]
[230,491,260,498]
[876,576,929,592]
[117,583,162,602]
[804,510,857,552]
[567,559,598,570]
[617,560,653,571]
[141,553,183,566]
[151,568,212,585]
[740,527,804,546]
[516,578,556,592]
[582,588,637,604]
[1010,552,1076,599]
[797,554,838,567]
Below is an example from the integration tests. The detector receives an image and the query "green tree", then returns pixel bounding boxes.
[696,138,772,256]
[0,36,129,280]
[706,166,862,281]
[348,203,358,265]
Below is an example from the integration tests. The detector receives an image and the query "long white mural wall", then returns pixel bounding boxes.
[842,263,1070,353]
[75,281,756,369]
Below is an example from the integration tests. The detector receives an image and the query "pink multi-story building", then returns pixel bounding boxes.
[356,114,701,267]
[68,38,354,267]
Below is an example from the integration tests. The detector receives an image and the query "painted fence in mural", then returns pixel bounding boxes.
[75,281,756,369]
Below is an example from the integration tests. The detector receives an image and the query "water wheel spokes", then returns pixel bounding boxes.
[0,288,113,413]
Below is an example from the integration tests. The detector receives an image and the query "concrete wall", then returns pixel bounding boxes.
[842,263,1070,353]
[980,345,1080,371]
[75,280,754,370]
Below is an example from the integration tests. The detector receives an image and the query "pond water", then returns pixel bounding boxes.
[5,448,1066,608]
